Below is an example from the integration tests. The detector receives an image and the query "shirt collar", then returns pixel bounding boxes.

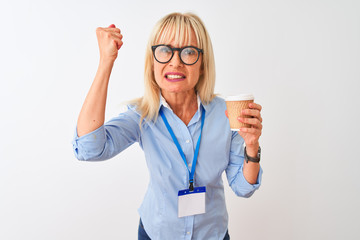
[159,93,202,113]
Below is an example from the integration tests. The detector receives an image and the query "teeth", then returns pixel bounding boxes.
[167,75,184,79]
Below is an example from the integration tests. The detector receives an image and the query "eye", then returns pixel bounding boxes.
[182,47,196,56]
[158,46,172,53]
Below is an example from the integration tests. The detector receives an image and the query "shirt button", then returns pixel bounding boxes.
[186,140,190,143]
[187,232,191,235]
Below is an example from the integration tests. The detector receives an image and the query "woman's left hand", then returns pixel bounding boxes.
[226,102,263,151]
[237,102,263,148]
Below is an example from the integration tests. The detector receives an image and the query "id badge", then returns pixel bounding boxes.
[178,186,206,218]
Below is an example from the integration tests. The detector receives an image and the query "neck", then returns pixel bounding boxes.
[162,89,198,125]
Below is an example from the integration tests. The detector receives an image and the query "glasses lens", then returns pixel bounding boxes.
[154,46,172,63]
[181,47,199,65]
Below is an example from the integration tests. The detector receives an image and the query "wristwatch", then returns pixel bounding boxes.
[244,146,261,163]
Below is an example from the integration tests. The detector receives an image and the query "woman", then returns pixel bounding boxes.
[73,12,263,240]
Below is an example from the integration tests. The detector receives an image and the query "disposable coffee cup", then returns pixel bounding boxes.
[225,94,254,131]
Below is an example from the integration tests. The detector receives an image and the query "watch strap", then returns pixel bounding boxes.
[244,146,261,163]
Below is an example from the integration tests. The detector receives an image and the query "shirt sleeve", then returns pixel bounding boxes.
[72,106,141,161]
[225,131,263,198]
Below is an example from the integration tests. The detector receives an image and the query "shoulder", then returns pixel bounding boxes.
[212,95,226,106]
[123,104,151,131]
[106,104,141,125]
[203,95,226,112]
[126,104,141,117]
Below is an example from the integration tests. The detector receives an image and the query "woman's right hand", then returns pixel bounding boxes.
[96,24,123,63]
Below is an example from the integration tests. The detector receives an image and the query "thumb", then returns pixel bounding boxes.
[108,24,116,28]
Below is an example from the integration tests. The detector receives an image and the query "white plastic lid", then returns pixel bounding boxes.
[225,94,254,101]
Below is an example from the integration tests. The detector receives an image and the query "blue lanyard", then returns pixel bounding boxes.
[160,106,205,191]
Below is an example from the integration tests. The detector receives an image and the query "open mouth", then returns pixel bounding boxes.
[165,73,186,82]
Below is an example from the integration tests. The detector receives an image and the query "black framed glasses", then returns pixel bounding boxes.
[151,44,203,65]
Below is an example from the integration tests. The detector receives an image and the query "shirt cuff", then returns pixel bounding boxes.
[240,164,263,188]
[233,164,263,198]
[72,125,106,160]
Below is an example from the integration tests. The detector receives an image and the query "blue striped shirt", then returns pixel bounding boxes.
[72,96,262,240]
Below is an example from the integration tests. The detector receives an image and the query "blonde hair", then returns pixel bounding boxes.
[134,12,216,124]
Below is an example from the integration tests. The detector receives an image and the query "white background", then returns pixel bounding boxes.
[1,0,359,239]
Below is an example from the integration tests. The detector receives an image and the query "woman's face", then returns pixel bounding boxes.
[153,31,202,96]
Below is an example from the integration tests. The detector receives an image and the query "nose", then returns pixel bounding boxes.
[169,51,183,67]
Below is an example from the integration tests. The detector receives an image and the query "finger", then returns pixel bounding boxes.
[105,32,123,41]
[113,32,123,40]
[106,27,121,34]
[113,38,123,50]
[249,103,262,111]
[96,27,120,38]
[241,109,261,119]
[238,117,262,129]
[239,127,262,135]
